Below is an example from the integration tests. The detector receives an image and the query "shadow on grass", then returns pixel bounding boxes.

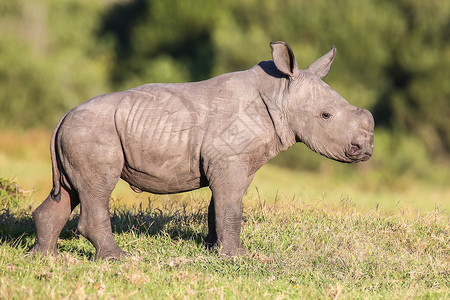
[0,201,209,257]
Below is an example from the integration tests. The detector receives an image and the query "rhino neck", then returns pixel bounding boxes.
[251,61,296,153]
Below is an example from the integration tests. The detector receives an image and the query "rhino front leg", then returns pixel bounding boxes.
[207,170,254,257]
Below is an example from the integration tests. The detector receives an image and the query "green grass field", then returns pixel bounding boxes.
[1,191,448,299]
[1,130,449,298]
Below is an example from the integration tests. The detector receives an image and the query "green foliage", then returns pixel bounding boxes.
[0,0,449,168]
[0,0,109,128]
[372,0,450,155]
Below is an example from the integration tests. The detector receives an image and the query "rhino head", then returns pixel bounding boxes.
[270,41,374,163]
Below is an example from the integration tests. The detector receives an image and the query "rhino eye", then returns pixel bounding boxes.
[321,112,331,120]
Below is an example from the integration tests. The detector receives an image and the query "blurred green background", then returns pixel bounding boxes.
[0,0,449,211]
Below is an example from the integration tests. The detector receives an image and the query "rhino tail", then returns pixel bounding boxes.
[50,111,70,202]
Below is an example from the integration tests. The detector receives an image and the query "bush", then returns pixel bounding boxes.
[0,178,27,210]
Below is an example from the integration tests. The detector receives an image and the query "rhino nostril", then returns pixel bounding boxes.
[349,144,360,156]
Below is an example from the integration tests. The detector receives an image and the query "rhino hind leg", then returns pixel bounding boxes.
[57,131,126,260]
[68,159,127,260]
[77,184,127,260]
[29,187,79,256]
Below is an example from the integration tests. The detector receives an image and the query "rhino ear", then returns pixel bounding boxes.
[306,47,336,78]
[270,41,300,78]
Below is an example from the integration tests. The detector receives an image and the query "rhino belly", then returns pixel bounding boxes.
[115,90,206,194]
[121,164,205,194]
[120,129,205,194]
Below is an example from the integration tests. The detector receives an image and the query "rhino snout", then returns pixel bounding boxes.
[343,108,374,162]
[346,131,374,162]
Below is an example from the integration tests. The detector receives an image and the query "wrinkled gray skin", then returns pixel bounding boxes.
[30,42,374,260]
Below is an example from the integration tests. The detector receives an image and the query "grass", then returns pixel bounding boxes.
[0,188,448,299]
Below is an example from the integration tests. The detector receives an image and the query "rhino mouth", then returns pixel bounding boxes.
[345,144,372,162]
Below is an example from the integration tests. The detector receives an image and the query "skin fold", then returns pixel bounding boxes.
[30,41,374,259]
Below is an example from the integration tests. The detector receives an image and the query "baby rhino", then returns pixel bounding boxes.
[30,41,374,259]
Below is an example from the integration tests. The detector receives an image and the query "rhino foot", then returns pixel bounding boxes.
[205,239,248,257]
[27,243,58,257]
[220,245,248,258]
[203,233,217,249]
[95,248,130,261]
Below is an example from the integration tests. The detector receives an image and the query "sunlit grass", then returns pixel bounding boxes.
[0,196,448,299]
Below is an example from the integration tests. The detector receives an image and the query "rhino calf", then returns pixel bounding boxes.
[30,41,374,259]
